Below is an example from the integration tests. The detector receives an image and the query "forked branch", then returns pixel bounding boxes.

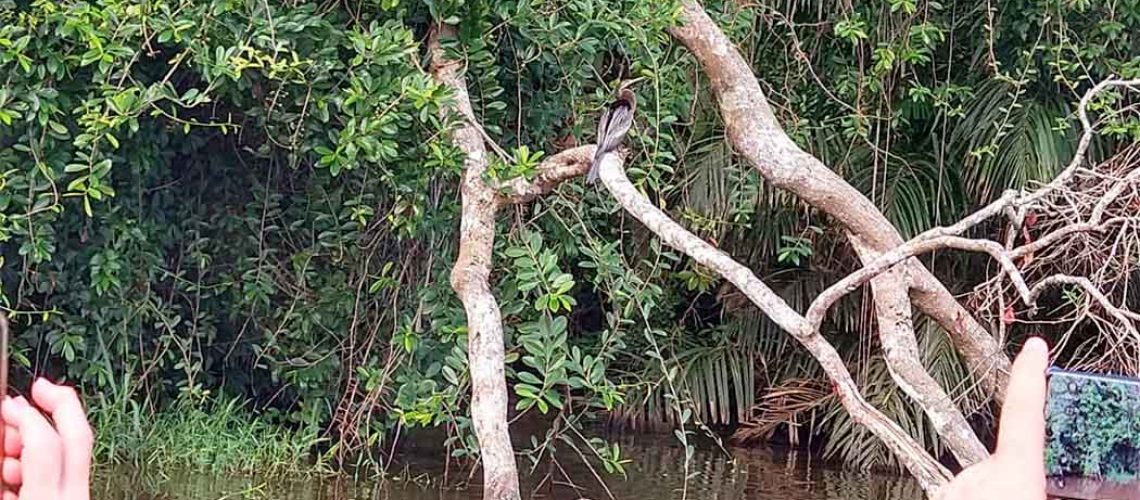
[594,153,954,492]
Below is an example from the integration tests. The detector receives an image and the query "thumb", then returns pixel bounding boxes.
[31,379,92,500]
[994,337,1049,468]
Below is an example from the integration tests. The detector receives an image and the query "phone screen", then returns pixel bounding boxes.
[1045,368,1140,499]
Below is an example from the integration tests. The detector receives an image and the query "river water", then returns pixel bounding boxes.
[95,436,923,500]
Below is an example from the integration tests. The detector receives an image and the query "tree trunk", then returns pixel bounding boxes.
[429,25,521,500]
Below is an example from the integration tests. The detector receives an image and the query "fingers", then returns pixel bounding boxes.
[0,380,93,500]
[2,457,20,487]
[1,424,18,487]
[32,378,92,500]
[9,395,62,500]
[0,399,20,490]
[2,425,17,458]
[0,399,20,433]
[995,336,1050,462]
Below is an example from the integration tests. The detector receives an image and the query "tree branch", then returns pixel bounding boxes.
[1028,275,1140,338]
[668,0,1013,406]
[595,152,954,492]
[498,145,597,205]
[808,236,1034,333]
[946,78,1140,239]
[848,237,990,467]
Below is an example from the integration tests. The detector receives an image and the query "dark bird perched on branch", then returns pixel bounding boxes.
[587,77,644,184]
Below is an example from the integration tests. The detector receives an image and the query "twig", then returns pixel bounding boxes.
[461,113,513,163]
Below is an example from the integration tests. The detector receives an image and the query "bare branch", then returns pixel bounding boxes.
[1090,167,1140,222]
[808,236,1034,333]
[1028,275,1140,330]
[1010,216,1129,259]
[1007,78,1140,228]
[809,215,1136,349]
[594,152,954,492]
[1039,78,1140,198]
[966,142,1140,374]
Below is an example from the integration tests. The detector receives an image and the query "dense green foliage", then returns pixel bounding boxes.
[2,0,1139,474]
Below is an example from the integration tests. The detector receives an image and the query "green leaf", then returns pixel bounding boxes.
[514,383,540,399]
[516,371,542,385]
[67,177,88,192]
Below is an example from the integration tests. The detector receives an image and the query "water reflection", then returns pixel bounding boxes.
[97,436,922,500]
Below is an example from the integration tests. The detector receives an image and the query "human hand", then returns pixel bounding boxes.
[938,337,1048,500]
[1,378,93,500]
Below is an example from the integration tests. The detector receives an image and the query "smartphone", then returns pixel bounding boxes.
[1045,367,1140,499]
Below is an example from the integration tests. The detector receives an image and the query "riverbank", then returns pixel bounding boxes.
[90,396,325,475]
[86,396,928,492]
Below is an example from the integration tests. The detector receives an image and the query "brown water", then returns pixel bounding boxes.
[94,436,923,500]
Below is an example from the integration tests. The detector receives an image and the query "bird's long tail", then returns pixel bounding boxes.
[589,104,613,185]
[586,147,605,184]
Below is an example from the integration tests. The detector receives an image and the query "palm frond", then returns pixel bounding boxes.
[843,149,966,239]
[610,325,756,429]
[950,80,1075,204]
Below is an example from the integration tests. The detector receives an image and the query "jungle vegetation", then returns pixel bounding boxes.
[2,0,1140,497]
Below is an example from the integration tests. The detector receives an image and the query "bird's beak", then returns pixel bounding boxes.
[623,76,647,88]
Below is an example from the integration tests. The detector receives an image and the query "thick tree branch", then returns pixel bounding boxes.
[498,145,597,204]
[668,0,1012,408]
[430,30,616,500]
[669,0,993,469]
[595,153,954,492]
[429,25,521,500]
[849,240,990,466]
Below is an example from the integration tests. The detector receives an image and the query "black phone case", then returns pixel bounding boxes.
[1046,367,1140,499]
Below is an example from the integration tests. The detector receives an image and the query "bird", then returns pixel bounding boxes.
[587,77,644,184]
